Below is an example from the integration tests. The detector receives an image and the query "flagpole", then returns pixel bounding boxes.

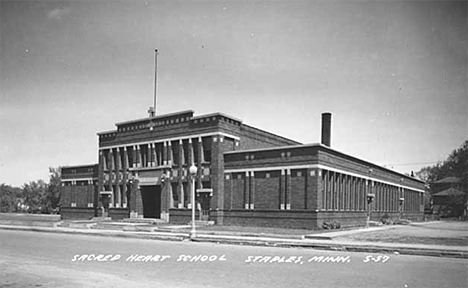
[153,49,158,116]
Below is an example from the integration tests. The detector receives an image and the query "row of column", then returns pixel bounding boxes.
[102,184,129,208]
[102,138,208,171]
[175,138,206,208]
[403,189,423,212]
[321,170,422,212]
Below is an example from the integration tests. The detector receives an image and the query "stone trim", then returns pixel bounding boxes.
[225,164,425,193]
[99,132,239,150]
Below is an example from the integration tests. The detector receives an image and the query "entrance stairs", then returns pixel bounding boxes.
[189,220,215,226]
[89,218,166,231]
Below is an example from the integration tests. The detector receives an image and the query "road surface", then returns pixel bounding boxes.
[0,229,466,288]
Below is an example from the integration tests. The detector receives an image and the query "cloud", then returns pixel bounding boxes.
[47,7,71,20]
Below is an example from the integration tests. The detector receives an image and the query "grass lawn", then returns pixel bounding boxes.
[337,222,468,246]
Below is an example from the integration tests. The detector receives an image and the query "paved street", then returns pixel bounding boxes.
[1,230,467,288]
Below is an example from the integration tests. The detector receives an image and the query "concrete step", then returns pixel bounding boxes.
[90,217,112,222]
[120,218,167,225]
[91,221,158,231]
[189,220,215,226]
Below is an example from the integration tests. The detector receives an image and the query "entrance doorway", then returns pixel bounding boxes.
[197,191,212,221]
[140,185,161,218]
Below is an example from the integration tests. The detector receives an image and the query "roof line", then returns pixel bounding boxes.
[225,143,424,184]
[115,110,195,126]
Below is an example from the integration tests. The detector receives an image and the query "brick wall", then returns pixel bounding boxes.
[168,209,192,224]
[108,208,129,220]
[60,184,96,207]
[60,207,95,220]
[254,171,281,209]
[239,124,300,151]
[220,210,318,229]
[290,170,307,209]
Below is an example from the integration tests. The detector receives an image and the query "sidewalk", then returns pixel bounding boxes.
[1,220,467,259]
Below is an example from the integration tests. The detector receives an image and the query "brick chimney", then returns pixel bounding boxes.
[321,112,331,147]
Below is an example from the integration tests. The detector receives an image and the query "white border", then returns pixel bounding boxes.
[224,164,425,193]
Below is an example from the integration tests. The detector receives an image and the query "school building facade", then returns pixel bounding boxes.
[60,110,425,228]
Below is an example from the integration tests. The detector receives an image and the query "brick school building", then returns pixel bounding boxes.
[60,110,425,229]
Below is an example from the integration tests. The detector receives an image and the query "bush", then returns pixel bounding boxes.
[380,214,394,225]
[322,221,341,230]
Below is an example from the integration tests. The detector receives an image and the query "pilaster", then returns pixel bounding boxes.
[132,145,137,168]
[177,139,184,208]
[167,141,173,166]
[136,145,142,168]
[249,171,255,209]
[122,146,128,209]
[244,171,250,209]
[197,137,203,189]
[163,141,168,166]
[280,169,285,210]
[286,169,291,210]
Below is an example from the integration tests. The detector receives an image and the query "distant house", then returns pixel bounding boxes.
[431,177,465,217]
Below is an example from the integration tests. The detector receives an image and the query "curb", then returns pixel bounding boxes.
[1,225,466,259]
[191,235,468,259]
[0,225,187,242]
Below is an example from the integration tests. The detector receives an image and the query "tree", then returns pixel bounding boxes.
[416,140,468,217]
[0,184,22,212]
[22,180,48,213]
[47,167,61,212]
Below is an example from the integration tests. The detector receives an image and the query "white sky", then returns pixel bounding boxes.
[1,0,467,186]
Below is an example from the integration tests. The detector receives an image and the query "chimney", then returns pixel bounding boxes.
[321,112,332,147]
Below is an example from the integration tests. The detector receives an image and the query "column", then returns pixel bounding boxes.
[115,148,121,208]
[188,138,193,165]
[322,170,328,210]
[177,139,184,208]
[147,143,152,167]
[244,171,250,209]
[186,138,194,208]
[108,149,115,208]
[132,145,137,168]
[152,143,158,167]
[329,172,335,210]
[137,145,142,168]
[97,151,104,216]
[122,146,128,208]
[286,169,291,210]
[101,150,107,171]
[187,166,193,209]
[116,147,122,171]
[163,141,168,166]
[167,176,174,208]
[167,141,173,166]
[108,149,114,173]
[250,171,255,209]
[280,169,285,209]
[197,137,203,189]
[199,138,205,163]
